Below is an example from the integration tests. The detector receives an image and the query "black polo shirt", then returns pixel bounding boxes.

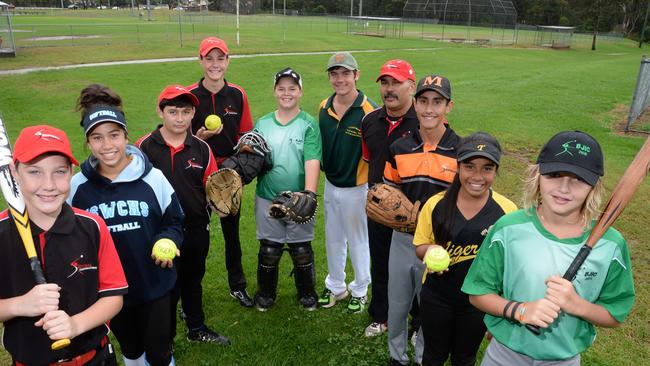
[188,78,253,162]
[361,104,419,185]
[136,128,217,228]
[0,204,127,365]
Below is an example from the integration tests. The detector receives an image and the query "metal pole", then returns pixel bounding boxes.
[178,8,183,48]
[640,0,650,48]
[272,0,275,15]
[146,0,151,21]
[358,0,362,17]
[283,0,286,16]
[236,0,240,46]
[350,0,353,17]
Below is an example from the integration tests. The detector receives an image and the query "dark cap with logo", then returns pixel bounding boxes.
[415,74,452,100]
[82,105,127,136]
[537,130,604,186]
[456,132,501,166]
[274,67,303,88]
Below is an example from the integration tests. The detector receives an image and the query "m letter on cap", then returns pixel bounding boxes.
[423,76,443,87]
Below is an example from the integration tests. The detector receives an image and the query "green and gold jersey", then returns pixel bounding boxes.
[462,208,635,360]
[255,110,322,200]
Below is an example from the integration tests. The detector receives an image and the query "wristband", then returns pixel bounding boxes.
[517,302,527,323]
[510,302,522,321]
[502,301,515,319]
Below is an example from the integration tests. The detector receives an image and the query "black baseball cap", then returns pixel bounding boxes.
[82,105,127,136]
[274,67,303,89]
[415,74,452,100]
[537,130,604,186]
[457,132,501,166]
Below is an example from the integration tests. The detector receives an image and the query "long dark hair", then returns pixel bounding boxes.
[76,84,123,127]
[432,132,501,246]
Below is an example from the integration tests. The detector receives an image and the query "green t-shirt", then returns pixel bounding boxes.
[461,208,635,360]
[255,110,322,200]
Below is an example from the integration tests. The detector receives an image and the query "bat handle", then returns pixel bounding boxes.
[29,259,72,350]
[526,245,593,336]
[30,258,47,284]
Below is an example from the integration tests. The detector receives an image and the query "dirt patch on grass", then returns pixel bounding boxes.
[611,103,650,136]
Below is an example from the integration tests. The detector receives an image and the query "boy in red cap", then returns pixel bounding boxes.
[187,36,255,308]
[0,125,127,365]
[136,85,229,345]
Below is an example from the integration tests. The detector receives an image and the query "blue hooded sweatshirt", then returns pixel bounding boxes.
[68,145,184,306]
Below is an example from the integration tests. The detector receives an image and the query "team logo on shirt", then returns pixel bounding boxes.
[223,106,238,116]
[186,159,204,170]
[345,126,362,138]
[67,255,98,278]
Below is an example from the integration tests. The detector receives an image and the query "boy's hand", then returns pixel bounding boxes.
[545,275,583,315]
[151,248,181,268]
[20,284,60,317]
[517,298,560,328]
[35,310,78,340]
[196,125,224,140]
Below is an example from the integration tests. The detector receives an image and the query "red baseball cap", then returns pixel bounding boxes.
[376,59,416,82]
[13,125,78,166]
[199,37,229,57]
[158,84,200,106]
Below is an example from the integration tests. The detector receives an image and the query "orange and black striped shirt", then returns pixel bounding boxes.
[384,126,460,204]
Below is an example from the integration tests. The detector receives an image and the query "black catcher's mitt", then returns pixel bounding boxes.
[220,130,272,184]
[206,168,243,218]
[268,190,318,224]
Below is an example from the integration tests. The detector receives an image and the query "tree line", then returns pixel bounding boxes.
[7,0,650,40]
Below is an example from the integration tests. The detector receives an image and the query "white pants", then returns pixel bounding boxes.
[323,179,371,298]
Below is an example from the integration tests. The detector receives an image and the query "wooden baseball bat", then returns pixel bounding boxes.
[0,117,71,350]
[528,134,650,335]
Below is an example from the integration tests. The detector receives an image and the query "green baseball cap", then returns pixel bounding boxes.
[327,52,358,71]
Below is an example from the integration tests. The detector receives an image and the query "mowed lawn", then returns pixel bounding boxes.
[0,26,649,365]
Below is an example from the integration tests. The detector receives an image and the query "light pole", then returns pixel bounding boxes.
[640,0,650,48]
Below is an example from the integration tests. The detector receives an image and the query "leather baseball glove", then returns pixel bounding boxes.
[220,130,272,185]
[268,190,318,224]
[366,183,421,233]
[206,168,243,218]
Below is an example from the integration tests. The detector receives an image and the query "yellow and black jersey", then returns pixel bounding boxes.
[384,127,460,204]
[414,190,517,301]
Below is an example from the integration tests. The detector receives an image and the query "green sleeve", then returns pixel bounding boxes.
[303,113,322,162]
[462,227,505,296]
[594,237,636,323]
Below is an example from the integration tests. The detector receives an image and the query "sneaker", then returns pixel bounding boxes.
[187,325,230,345]
[230,289,254,308]
[347,295,367,313]
[364,321,388,337]
[299,293,318,311]
[255,294,274,312]
[317,288,349,308]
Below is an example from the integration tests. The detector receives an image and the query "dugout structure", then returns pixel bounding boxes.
[402,0,517,45]
[347,16,403,38]
[534,25,574,49]
[0,11,16,57]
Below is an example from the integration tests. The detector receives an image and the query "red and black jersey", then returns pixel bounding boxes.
[361,104,419,185]
[136,128,218,228]
[187,78,253,163]
[0,204,128,365]
[384,127,460,204]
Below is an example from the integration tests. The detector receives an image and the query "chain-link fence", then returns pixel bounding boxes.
[0,12,17,57]
[627,55,650,132]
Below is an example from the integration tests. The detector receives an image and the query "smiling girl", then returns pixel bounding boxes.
[413,132,517,366]
[462,131,635,365]
[68,101,184,366]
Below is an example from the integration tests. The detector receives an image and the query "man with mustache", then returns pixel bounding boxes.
[360,60,420,339]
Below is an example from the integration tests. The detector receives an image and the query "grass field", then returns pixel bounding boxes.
[0,11,649,366]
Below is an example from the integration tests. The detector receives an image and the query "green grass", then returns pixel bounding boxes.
[0,14,649,366]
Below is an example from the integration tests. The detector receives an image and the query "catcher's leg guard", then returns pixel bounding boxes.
[288,242,317,310]
[255,240,283,311]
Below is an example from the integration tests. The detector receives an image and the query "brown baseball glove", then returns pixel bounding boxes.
[366,183,421,233]
[206,168,243,218]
